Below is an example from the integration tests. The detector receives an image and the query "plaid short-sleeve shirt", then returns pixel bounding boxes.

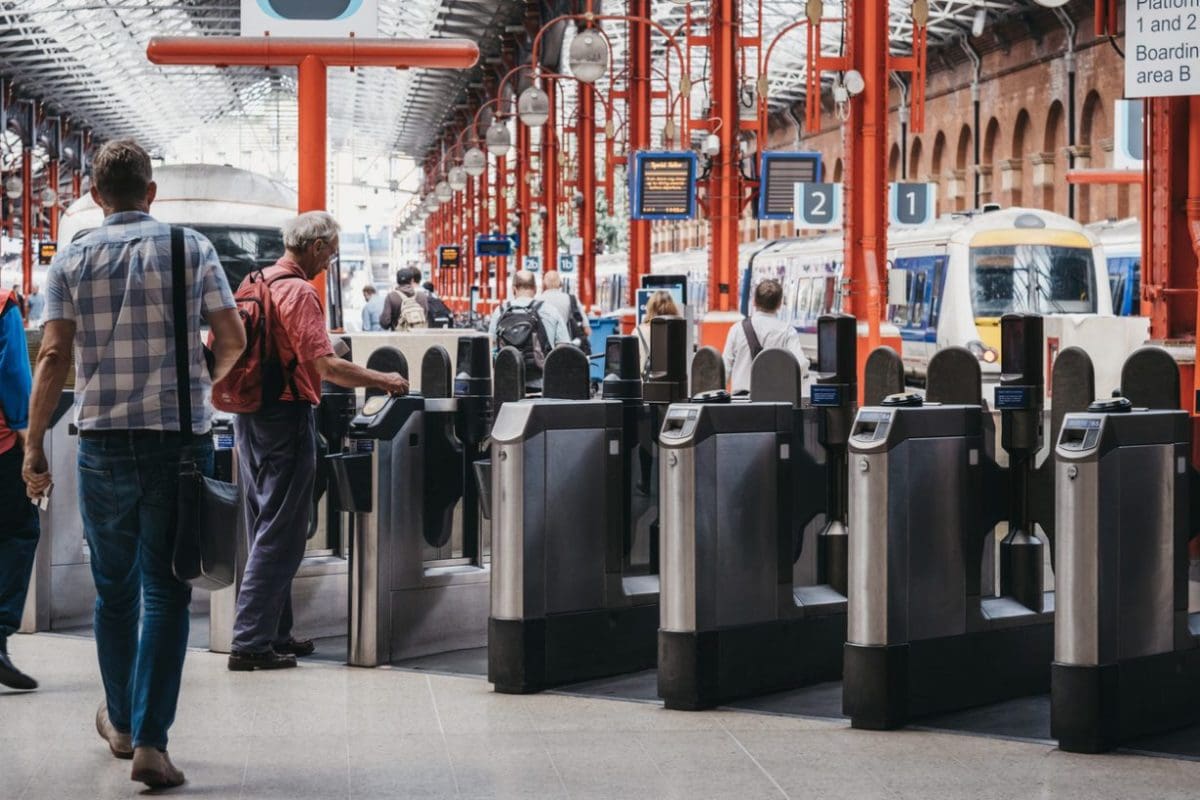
[44,211,236,433]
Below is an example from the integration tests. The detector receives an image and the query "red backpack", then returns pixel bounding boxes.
[210,267,303,413]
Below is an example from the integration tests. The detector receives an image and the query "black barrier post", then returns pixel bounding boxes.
[862,346,905,407]
[603,335,644,562]
[994,313,1045,613]
[813,314,857,595]
[690,346,726,396]
[455,335,493,563]
[493,347,526,411]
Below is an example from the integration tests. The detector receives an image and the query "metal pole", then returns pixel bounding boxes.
[21,147,32,297]
[496,147,510,301]
[579,79,597,309]
[466,175,476,309]
[47,160,60,242]
[628,0,652,303]
[516,120,531,271]
[480,162,491,304]
[542,80,560,275]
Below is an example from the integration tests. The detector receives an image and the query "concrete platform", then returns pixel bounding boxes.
[3,633,1200,799]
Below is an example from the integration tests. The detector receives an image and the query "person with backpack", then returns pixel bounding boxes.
[20,140,247,788]
[538,270,591,354]
[215,211,408,673]
[422,279,455,328]
[722,278,809,395]
[379,266,428,331]
[489,270,570,393]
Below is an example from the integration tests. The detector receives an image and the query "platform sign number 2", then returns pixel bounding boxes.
[793,183,842,229]
[1126,0,1200,97]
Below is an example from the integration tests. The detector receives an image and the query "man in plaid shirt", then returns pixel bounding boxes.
[21,140,246,789]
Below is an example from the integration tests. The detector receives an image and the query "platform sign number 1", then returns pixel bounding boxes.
[1126,0,1200,97]
[889,183,937,226]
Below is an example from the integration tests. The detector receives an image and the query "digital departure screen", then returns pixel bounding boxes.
[630,151,698,221]
[475,235,513,257]
[757,152,822,220]
[38,242,57,265]
[438,245,462,269]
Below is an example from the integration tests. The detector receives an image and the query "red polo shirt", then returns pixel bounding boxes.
[267,258,334,405]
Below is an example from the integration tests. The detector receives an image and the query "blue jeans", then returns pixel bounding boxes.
[0,444,40,645]
[78,432,213,750]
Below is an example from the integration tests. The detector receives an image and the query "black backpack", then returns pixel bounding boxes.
[426,294,454,328]
[495,301,551,385]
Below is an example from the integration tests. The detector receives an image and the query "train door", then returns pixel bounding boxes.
[889,255,947,373]
[1107,256,1140,316]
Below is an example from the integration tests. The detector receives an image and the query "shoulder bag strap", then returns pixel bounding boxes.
[170,226,194,444]
[741,317,764,360]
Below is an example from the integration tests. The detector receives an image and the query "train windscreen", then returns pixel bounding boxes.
[969,245,1097,317]
[192,225,286,288]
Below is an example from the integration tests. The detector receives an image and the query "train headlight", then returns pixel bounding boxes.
[982,348,998,364]
[967,340,999,364]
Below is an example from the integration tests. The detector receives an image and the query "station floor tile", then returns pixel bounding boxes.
[2,633,1199,799]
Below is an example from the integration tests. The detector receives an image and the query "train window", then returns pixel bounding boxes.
[969,245,1097,317]
[929,257,946,329]
[191,225,286,289]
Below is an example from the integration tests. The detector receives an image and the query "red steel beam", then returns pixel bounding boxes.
[21,147,32,298]
[147,36,478,309]
[516,120,532,273]
[707,0,742,313]
[542,79,560,275]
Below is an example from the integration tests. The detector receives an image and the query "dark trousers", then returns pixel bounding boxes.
[232,403,316,654]
[77,433,212,750]
[0,444,39,645]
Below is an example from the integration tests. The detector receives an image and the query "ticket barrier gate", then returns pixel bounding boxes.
[656,314,857,710]
[843,314,1084,729]
[328,340,492,667]
[1052,348,1197,753]
[488,335,673,693]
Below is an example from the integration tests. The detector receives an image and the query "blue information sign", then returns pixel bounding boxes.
[475,235,514,257]
[757,152,823,220]
[630,151,698,221]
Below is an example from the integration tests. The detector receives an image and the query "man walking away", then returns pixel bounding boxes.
[722,278,810,395]
[26,284,45,327]
[538,270,591,354]
[379,266,428,331]
[21,139,248,789]
[422,279,455,328]
[490,270,570,394]
[227,211,408,673]
[360,284,384,331]
[0,284,37,691]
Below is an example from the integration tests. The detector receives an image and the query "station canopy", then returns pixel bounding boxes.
[1,0,1074,171]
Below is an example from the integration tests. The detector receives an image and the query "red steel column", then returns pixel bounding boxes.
[542,80,560,274]
[496,148,510,300]
[480,162,491,303]
[843,0,886,351]
[466,175,477,307]
[298,55,328,307]
[47,160,60,242]
[628,0,652,303]
[706,0,741,313]
[578,79,597,309]
[516,120,532,273]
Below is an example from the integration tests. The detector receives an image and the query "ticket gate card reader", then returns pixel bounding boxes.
[1052,407,1194,753]
[843,397,1052,729]
[331,392,490,667]
[657,398,843,710]
[489,399,653,693]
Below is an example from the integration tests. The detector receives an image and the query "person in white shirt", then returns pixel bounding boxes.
[722,278,810,395]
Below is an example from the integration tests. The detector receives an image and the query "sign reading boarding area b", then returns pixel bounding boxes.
[1125,0,1200,97]
[630,151,698,221]
[241,0,378,37]
[793,182,842,229]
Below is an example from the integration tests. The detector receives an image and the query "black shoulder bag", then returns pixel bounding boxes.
[169,226,241,590]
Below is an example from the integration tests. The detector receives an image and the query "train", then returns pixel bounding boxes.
[598,207,1112,380]
[1086,217,1141,316]
[56,163,304,304]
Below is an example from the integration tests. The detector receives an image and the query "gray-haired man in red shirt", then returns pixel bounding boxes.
[228,211,408,671]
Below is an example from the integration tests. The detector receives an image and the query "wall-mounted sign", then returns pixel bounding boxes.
[757,152,823,220]
[793,182,842,229]
[558,254,576,273]
[475,235,514,258]
[240,0,378,37]
[438,245,462,269]
[630,151,698,221]
[889,182,938,226]
[1125,2,1200,97]
[38,242,57,265]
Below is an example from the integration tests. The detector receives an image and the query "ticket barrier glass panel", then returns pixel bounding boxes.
[488,399,644,693]
[1052,407,1195,753]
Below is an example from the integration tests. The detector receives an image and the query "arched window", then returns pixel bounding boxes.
[1010,110,1032,206]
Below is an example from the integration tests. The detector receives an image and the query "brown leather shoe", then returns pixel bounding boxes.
[95,702,133,759]
[131,747,185,789]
